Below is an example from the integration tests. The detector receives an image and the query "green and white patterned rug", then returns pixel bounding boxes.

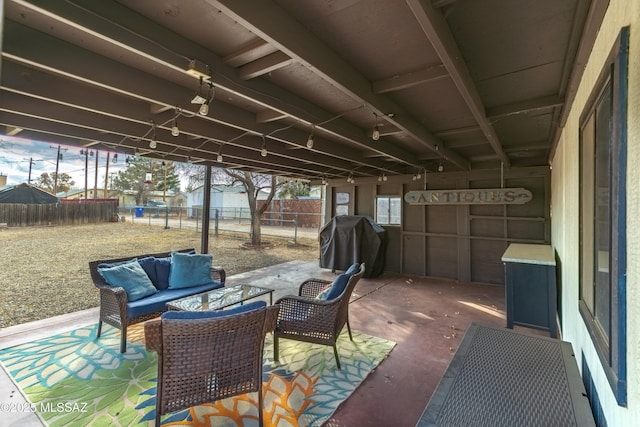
[0,323,394,426]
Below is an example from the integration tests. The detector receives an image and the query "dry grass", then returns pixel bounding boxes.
[0,223,319,329]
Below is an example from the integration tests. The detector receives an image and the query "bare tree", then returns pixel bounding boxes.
[175,162,285,246]
[223,170,280,246]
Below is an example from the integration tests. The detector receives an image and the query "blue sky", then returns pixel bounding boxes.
[0,136,128,190]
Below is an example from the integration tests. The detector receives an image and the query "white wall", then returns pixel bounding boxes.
[551,1,640,425]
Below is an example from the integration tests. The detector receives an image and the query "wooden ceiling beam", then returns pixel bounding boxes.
[211,0,470,170]
[373,64,448,94]
[406,0,510,166]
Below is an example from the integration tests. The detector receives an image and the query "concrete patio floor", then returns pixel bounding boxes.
[0,260,521,426]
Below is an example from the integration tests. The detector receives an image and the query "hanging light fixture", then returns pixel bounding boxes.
[260,136,268,157]
[149,122,157,149]
[217,145,223,162]
[112,153,118,163]
[306,133,314,149]
[371,113,381,140]
[171,110,180,137]
[191,77,215,116]
[372,125,380,141]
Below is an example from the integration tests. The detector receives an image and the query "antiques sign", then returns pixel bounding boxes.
[404,188,533,205]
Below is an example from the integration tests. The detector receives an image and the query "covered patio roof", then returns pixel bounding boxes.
[0,0,607,181]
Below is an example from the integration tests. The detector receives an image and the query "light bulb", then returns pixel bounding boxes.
[383,174,388,181]
[171,123,179,137]
[378,176,382,182]
[306,135,314,149]
[417,172,422,179]
[217,153,223,162]
[372,125,380,141]
[199,103,209,116]
[438,164,444,172]
[261,147,268,157]
[149,139,157,149]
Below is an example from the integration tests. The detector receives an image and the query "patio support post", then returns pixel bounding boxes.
[201,165,212,254]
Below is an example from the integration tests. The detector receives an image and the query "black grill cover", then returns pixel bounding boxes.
[319,215,385,278]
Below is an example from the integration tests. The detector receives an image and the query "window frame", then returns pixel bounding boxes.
[375,195,401,226]
[578,27,628,406]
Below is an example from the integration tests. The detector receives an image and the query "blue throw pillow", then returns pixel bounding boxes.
[168,252,213,289]
[344,263,360,276]
[98,259,157,301]
[162,301,266,320]
[98,258,137,269]
[154,257,171,290]
[318,273,350,300]
[138,257,158,287]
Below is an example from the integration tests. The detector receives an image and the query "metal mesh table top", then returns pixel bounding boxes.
[417,324,595,427]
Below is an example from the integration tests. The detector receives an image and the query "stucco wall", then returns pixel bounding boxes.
[550,1,640,425]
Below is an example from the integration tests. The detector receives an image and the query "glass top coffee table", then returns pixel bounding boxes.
[166,284,274,312]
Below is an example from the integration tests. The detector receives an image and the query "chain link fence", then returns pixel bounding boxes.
[121,206,323,243]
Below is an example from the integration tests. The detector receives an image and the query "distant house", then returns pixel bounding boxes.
[58,188,185,207]
[0,183,59,204]
[187,185,268,218]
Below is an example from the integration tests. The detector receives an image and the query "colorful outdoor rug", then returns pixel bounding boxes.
[0,323,395,426]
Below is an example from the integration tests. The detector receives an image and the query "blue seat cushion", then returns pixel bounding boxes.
[98,259,157,302]
[126,281,223,319]
[161,300,266,320]
[318,273,350,300]
[168,252,213,289]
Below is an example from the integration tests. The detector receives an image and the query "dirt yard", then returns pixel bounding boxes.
[0,223,319,329]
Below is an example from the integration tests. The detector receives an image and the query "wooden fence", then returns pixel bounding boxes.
[258,199,322,228]
[0,202,118,227]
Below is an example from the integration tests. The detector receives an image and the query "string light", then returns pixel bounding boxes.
[171,111,180,137]
[372,124,380,141]
[260,136,268,157]
[149,122,157,149]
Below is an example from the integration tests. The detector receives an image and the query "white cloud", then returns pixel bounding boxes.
[0,136,128,189]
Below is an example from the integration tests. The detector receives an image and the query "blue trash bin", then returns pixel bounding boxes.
[135,207,144,218]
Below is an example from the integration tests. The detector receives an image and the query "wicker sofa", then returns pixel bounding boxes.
[89,248,226,352]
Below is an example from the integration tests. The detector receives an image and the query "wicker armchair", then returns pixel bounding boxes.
[274,263,365,369]
[89,248,226,353]
[145,303,280,427]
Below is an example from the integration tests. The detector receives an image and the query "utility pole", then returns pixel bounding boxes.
[103,152,110,198]
[27,157,33,183]
[50,145,67,194]
[94,150,99,199]
[24,157,43,185]
[83,149,88,200]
